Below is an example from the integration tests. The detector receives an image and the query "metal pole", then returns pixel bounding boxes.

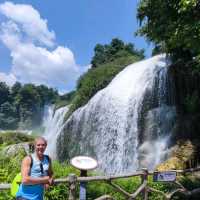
[80,170,87,200]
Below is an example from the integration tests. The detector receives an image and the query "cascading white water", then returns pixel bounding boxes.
[58,55,176,174]
[138,105,176,169]
[43,105,69,159]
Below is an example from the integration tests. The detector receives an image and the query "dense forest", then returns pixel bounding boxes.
[0,82,59,130]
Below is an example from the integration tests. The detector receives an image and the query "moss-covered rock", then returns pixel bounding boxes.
[2,142,33,157]
[157,140,196,171]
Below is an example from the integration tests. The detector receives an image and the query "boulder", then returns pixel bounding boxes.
[157,140,196,171]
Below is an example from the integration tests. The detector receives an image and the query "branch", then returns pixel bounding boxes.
[108,181,131,198]
[148,187,167,199]
[94,195,114,200]
[130,180,147,198]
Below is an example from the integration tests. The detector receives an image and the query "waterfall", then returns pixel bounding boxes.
[43,105,69,159]
[58,55,176,174]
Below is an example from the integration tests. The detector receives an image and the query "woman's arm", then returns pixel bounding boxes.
[47,157,54,185]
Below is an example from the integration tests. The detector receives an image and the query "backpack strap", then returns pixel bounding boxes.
[44,155,50,163]
[29,155,33,169]
[28,154,50,173]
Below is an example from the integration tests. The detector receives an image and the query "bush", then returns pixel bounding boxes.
[0,142,199,200]
[1,159,200,199]
[0,131,34,146]
[69,55,141,115]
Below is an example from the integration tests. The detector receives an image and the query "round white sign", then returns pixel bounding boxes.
[70,156,98,170]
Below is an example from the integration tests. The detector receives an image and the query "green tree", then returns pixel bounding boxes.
[11,82,22,96]
[91,44,107,68]
[0,82,10,105]
[37,85,58,105]
[91,38,144,68]
[0,102,18,129]
[16,84,41,128]
[137,0,200,60]
[0,81,60,130]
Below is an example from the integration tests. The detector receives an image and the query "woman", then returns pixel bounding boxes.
[16,137,54,200]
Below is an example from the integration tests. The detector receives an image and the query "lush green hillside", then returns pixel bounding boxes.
[66,38,144,116]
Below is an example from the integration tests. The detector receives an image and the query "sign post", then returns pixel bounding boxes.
[80,170,87,200]
[70,156,98,200]
[153,171,176,182]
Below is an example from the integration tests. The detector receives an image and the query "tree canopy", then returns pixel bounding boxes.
[91,38,144,68]
[137,0,200,61]
[0,82,59,129]
[69,39,144,113]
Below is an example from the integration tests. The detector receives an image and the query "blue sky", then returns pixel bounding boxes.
[0,0,153,93]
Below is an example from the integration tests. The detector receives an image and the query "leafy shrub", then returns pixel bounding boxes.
[1,158,200,200]
[0,131,34,146]
[0,140,199,200]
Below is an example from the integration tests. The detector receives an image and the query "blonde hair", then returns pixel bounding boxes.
[34,136,47,146]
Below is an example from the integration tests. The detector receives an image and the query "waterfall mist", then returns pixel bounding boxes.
[58,55,176,174]
[43,105,69,159]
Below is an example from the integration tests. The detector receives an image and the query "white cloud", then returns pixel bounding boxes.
[0,1,89,91]
[58,89,69,95]
[0,1,55,47]
[0,72,16,86]
[10,44,80,88]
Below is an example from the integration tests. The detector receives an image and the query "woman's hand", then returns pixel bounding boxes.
[48,177,54,185]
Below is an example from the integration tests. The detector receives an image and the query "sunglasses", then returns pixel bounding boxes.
[40,163,44,174]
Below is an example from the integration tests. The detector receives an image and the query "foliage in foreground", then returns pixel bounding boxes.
[0,150,200,200]
[0,133,199,199]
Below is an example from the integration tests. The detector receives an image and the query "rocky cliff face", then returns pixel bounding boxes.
[167,61,200,167]
[170,62,200,139]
